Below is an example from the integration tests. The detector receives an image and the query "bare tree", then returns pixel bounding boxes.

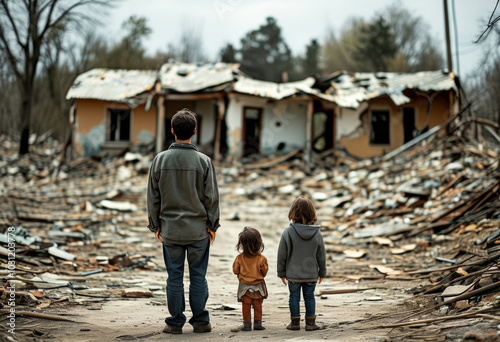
[382,2,444,72]
[321,2,443,73]
[167,22,207,63]
[469,3,500,126]
[0,50,19,137]
[0,0,113,155]
[321,25,357,73]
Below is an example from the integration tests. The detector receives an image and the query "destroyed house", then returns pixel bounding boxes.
[314,71,459,159]
[66,68,158,156]
[66,63,459,161]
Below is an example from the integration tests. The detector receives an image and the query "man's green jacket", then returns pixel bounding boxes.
[147,143,220,245]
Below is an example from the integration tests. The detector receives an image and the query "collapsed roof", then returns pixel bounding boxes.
[66,63,458,109]
[314,70,458,108]
[159,62,238,93]
[65,68,157,107]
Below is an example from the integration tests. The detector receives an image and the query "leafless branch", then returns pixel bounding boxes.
[0,0,26,49]
[40,0,59,39]
[40,0,113,39]
[0,23,21,78]
[475,0,500,43]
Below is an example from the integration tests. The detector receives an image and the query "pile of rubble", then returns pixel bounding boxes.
[0,107,499,339]
[0,135,161,328]
[219,108,500,337]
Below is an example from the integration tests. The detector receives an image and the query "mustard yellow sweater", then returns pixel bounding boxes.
[233,253,268,285]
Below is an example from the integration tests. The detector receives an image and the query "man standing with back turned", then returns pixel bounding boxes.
[147,108,220,334]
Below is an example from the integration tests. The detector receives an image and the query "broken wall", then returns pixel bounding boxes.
[339,94,452,158]
[74,99,156,156]
[133,103,157,146]
[193,99,216,147]
[226,94,308,157]
[336,106,362,141]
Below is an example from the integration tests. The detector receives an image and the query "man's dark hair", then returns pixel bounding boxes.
[171,108,197,140]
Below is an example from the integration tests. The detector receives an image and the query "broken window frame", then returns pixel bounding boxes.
[312,107,335,153]
[369,108,390,146]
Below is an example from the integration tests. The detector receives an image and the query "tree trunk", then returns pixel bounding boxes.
[18,83,32,155]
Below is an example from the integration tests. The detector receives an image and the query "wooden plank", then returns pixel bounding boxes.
[122,288,153,298]
[214,97,225,162]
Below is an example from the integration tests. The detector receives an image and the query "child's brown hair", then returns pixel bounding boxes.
[236,226,265,257]
[288,196,317,225]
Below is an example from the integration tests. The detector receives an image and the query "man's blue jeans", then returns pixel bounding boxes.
[162,237,210,328]
[288,281,317,317]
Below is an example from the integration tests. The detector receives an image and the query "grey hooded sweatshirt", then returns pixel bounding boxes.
[277,223,327,282]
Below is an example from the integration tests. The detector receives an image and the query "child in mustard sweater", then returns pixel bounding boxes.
[232,226,268,331]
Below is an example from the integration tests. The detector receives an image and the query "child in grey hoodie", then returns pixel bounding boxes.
[277,196,326,331]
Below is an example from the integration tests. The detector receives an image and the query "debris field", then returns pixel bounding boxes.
[1,108,500,341]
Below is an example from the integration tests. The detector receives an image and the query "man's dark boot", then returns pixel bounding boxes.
[163,325,182,334]
[305,316,320,331]
[193,322,212,333]
[286,317,300,330]
[254,320,265,330]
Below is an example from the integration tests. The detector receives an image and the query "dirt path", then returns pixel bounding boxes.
[19,198,430,342]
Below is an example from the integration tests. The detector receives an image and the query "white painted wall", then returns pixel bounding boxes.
[261,100,307,155]
[336,106,363,140]
[226,94,308,157]
[193,99,216,146]
[225,94,242,156]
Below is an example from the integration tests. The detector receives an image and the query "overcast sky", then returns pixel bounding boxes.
[97,0,497,81]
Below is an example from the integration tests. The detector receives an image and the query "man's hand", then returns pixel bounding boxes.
[281,277,287,285]
[318,277,323,284]
[154,230,162,243]
[208,230,215,244]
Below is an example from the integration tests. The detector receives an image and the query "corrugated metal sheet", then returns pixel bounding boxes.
[67,65,456,110]
[324,70,457,108]
[66,68,157,105]
[233,76,315,100]
[359,71,457,92]
[159,62,238,93]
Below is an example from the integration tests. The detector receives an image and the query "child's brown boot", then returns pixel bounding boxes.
[254,320,265,330]
[253,300,265,330]
[286,317,300,330]
[305,316,320,331]
[231,320,251,332]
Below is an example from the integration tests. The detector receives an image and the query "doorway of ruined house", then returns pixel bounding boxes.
[242,107,262,157]
[312,108,334,153]
[107,108,131,142]
[403,107,416,143]
[103,108,132,155]
[213,102,228,158]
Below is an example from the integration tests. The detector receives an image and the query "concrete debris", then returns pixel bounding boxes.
[0,108,499,340]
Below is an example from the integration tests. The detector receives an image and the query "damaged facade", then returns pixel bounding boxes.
[66,63,459,160]
[66,69,158,156]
